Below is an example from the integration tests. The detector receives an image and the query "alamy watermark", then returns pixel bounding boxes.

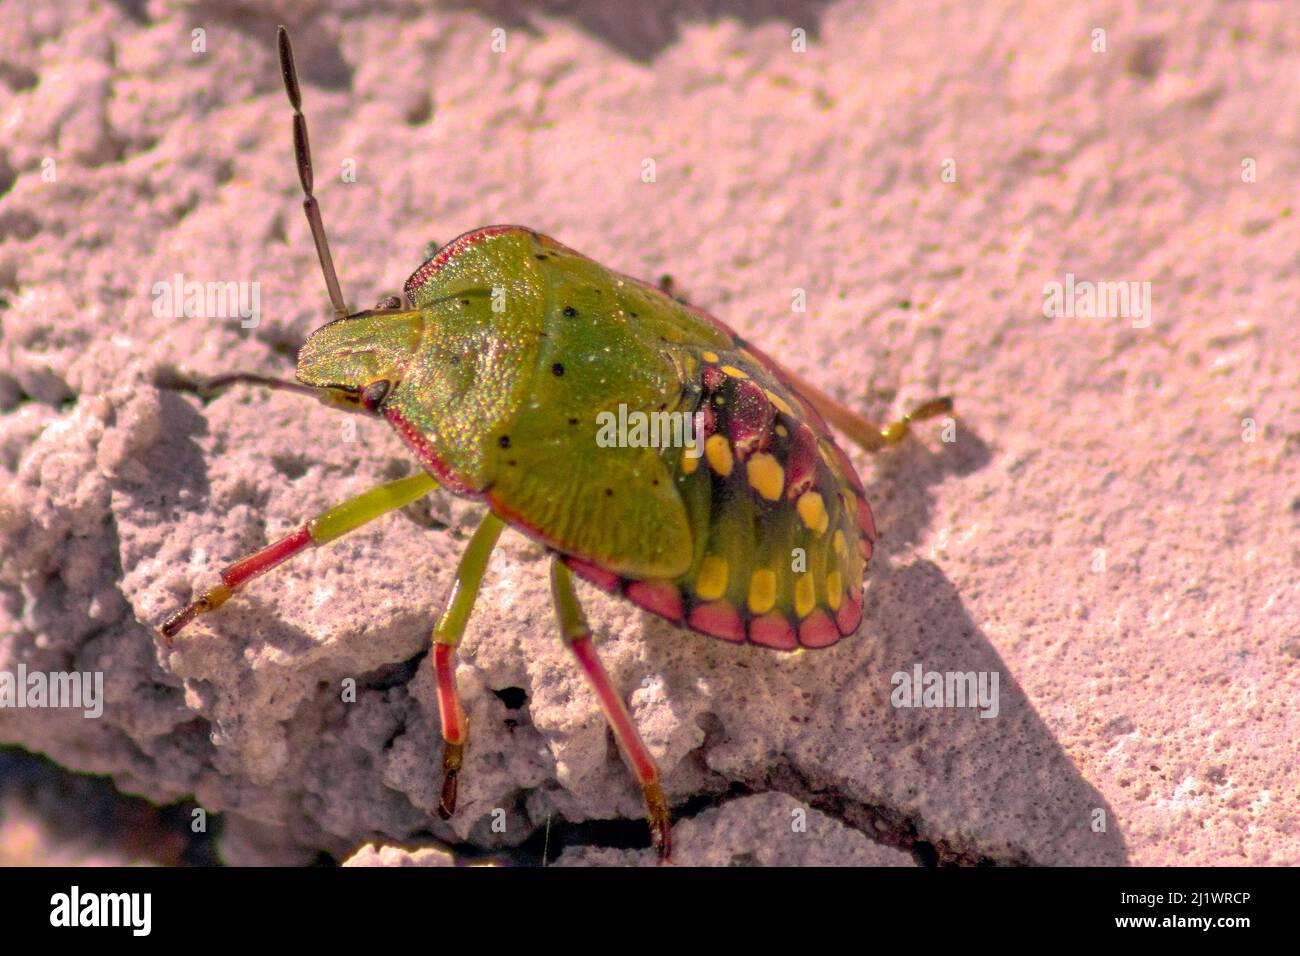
[1043,273,1151,328]
[151,273,261,328]
[596,404,703,458]
[0,665,103,718]
[891,663,999,718]
[50,886,150,936]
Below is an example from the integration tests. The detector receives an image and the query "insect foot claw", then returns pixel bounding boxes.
[643,780,673,863]
[906,395,955,421]
[157,583,231,646]
[438,741,464,820]
[158,610,193,647]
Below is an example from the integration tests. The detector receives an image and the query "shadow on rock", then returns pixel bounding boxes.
[449,0,839,63]
[805,558,1129,864]
[635,420,1125,864]
[866,416,992,562]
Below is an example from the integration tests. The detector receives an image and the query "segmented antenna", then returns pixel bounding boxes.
[198,372,321,400]
[277,25,347,320]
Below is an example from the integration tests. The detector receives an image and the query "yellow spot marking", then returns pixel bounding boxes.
[833,529,846,557]
[746,452,785,501]
[695,556,728,600]
[682,450,699,474]
[797,491,829,535]
[720,365,749,379]
[826,571,843,611]
[705,435,734,476]
[701,350,719,363]
[775,424,788,437]
[765,390,795,417]
[748,569,777,614]
[794,573,815,618]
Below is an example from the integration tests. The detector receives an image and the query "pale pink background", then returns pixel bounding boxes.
[0,0,1296,864]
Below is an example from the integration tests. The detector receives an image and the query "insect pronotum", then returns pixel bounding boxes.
[158,26,954,861]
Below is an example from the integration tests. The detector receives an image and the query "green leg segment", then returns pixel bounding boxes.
[160,472,439,643]
[432,512,505,819]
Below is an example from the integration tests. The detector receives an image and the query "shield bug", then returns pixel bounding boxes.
[158,26,954,861]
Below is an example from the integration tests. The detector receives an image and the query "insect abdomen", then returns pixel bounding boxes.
[566,338,871,651]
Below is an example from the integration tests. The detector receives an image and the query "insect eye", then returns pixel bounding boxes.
[361,379,391,413]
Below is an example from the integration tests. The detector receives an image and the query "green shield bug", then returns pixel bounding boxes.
[158,26,953,861]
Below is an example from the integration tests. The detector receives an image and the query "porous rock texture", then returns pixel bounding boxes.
[0,0,1296,865]
[343,841,455,867]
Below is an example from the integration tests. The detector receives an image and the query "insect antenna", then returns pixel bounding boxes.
[198,372,321,400]
[277,25,348,321]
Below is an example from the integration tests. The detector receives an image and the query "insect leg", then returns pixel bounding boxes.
[871,395,954,447]
[159,472,438,643]
[550,560,672,860]
[431,512,505,819]
[774,360,953,453]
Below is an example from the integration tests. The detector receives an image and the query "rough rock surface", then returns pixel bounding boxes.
[1,1,1296,865]
[555,792,917,866]
[342,842,455,867]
